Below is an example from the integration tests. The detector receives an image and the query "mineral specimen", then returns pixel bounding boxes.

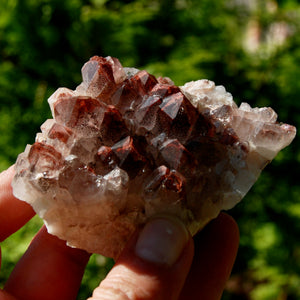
[12,56,296,258]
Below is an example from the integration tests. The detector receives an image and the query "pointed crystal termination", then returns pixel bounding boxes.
[12,56,296,258]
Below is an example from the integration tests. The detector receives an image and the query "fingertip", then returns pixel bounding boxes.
[213,212,240,248]
[0,166,35,242]
[179,213,239,300]
[135,216,190,266]
[91,218,194,300]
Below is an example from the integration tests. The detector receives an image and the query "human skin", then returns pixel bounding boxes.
[0,166,239,300]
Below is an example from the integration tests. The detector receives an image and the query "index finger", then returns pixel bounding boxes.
[0,166,35,242]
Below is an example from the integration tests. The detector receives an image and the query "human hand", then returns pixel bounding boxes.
[0,166,239,300]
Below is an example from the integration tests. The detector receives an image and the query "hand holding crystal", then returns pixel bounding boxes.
[3,55,295,299]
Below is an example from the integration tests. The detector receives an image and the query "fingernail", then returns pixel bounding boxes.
[135,216,189,266]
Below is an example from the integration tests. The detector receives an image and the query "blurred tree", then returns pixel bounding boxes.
[0,0,299,299]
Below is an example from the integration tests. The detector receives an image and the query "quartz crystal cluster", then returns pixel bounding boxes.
[12,56,296,258]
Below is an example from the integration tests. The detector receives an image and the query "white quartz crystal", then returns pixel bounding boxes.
[12,56,296,258]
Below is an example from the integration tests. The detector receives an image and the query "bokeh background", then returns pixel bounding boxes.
[0,0,299,299]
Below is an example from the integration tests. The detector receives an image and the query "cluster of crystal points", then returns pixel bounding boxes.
[12,56,296,258]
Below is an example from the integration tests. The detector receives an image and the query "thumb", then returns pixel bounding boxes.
[89,217,194,300]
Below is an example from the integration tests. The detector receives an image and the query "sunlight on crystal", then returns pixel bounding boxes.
[12,56,296,258]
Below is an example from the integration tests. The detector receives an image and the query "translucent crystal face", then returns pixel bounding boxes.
[12,56,296,258]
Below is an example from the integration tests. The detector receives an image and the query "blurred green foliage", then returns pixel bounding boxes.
[0,0,299,299]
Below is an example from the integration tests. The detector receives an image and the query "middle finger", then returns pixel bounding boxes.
[4,226,90,300]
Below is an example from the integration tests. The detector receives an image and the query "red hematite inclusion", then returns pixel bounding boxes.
[12,56,296,258]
